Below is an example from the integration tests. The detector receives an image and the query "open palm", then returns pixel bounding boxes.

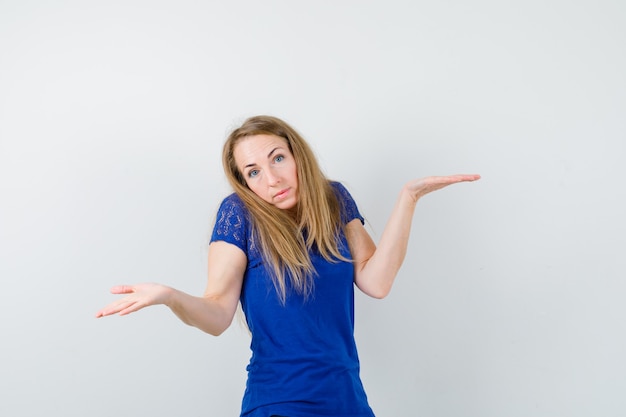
[405,174,481,202]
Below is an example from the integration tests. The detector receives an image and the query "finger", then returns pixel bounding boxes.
[430,174,480,185]
[118,302,143,316]
[95,299,136,318]
[447,174,481,181]
[110,285,135,295]
[95,307,118,318]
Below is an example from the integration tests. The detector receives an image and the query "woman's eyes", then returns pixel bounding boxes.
[247,155,285,178]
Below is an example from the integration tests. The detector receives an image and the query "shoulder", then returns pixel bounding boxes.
[329,181,351,200]
[220,192,245,207]
[215,192,251,225]
[212,193,251,244]
[216,193,249,217]
[329,181,364,225]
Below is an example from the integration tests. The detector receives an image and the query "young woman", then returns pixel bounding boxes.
[96,115,480,416]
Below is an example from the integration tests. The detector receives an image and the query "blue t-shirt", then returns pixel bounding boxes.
[210,182,375,417]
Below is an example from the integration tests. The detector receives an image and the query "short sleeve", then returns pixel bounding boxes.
[331,182,365,225]
[210,193,249,254]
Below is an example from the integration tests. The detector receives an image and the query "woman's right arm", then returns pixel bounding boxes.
[95,241,246,336]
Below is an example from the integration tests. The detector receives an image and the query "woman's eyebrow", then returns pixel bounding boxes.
[243,147,284,169]
[243,161,257,169]
[267,147,283,158]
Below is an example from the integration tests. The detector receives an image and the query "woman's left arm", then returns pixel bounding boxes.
[346,174,480,299]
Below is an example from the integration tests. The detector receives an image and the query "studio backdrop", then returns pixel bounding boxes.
[0,1,624,416]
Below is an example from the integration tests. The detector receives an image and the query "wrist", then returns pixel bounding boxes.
[161,285,177,307]
[400,184,420,206]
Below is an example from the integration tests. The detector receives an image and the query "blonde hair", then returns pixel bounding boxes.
[222,115,346,302]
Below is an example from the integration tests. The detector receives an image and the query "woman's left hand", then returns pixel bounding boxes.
[404,174,481,202]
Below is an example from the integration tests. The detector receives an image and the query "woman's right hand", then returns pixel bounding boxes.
[94,242,247,335]
[95,283,172,318]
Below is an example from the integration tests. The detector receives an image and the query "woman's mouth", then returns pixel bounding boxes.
[274,188,289,199]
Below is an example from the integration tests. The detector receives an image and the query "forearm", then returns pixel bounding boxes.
[355,186,418,298]
[353,174,480,298]
[165,287,237,336]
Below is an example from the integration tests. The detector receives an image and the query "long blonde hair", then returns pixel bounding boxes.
[222,115,346,302]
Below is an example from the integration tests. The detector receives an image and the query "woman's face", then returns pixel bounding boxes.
[233,134,299,211]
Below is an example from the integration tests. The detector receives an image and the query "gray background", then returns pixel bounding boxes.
[1,0,624,416]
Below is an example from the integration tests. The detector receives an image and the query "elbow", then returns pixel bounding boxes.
[199,321,231,337]
[198,295,238,336]
[184,309,233,336]
[359,280,392,299]
[356,278,394,299]
[207,327,227,337]
[354,260,400,300]
[202,314,235,336]
[368,286,392,300]
[356,271,395,299]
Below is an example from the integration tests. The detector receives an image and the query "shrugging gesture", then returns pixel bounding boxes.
[346,174,481,299]
[95,114,481,417]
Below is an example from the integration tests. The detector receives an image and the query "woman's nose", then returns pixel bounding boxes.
[265,170,280,186]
